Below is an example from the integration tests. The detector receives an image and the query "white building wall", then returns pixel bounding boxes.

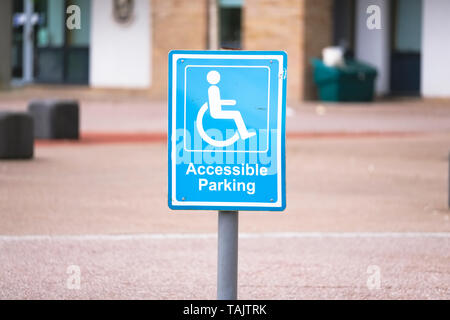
[355,0,390,95]
[422,0,450,97]
[90,0,151,88]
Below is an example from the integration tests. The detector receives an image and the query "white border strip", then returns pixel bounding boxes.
[183,65,271,153]
[1,232,449,242]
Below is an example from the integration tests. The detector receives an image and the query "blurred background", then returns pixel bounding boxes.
[0,0,449,101]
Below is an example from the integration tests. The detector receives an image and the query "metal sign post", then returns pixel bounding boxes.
[217,210,238,300]
[167,50,287,300]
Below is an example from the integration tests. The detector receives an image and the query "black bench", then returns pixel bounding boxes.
[0,111,34,159]
[28,99,79,140]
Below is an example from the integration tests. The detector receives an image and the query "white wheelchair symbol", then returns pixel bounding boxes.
[196,70,256,148]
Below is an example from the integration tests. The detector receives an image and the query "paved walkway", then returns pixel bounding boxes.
[1,234,448,299]
[1,88,450,134]
[0,87,449,299]
[1,134,449,235]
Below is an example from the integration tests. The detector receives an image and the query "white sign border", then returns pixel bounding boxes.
[171,53,284,208]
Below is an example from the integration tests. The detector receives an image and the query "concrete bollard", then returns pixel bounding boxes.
[28,99,79,140]
[0,111,34,159]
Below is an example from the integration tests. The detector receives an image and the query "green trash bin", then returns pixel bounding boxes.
[311,58,378,102]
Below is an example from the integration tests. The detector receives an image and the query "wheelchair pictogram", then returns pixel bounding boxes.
[196,70,256,148]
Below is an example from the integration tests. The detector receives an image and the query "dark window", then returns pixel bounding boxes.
[12,0,24,78]
[332,0,355,59]
[219,4,242,49]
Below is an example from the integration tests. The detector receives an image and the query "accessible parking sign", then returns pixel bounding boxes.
[168,50,287,211]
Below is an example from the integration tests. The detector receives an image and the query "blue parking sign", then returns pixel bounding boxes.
[168,50,287,211]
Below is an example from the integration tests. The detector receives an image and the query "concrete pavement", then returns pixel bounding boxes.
[1,234,448,299]
[0,132,449,299]
[0,88,449,299]
[1,134,449,235]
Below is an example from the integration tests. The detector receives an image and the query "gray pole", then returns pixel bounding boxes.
[23,0,34,83]
[217,210,238,300]
[208,0,219,50]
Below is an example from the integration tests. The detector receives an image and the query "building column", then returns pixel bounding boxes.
[421,0,450,98]
[0,0,12,89]
[150,0,207,98]
[243,0,333,103]
[243,0,303,103]
[23,0,34,83]
[303,0,333,100]
[355,0,391,95]
[208,0,219,50]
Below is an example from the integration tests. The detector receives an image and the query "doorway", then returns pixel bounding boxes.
[33,0,90,84]
[219,0,242,49]
[390,0,422,95]
[332,0,355,59]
